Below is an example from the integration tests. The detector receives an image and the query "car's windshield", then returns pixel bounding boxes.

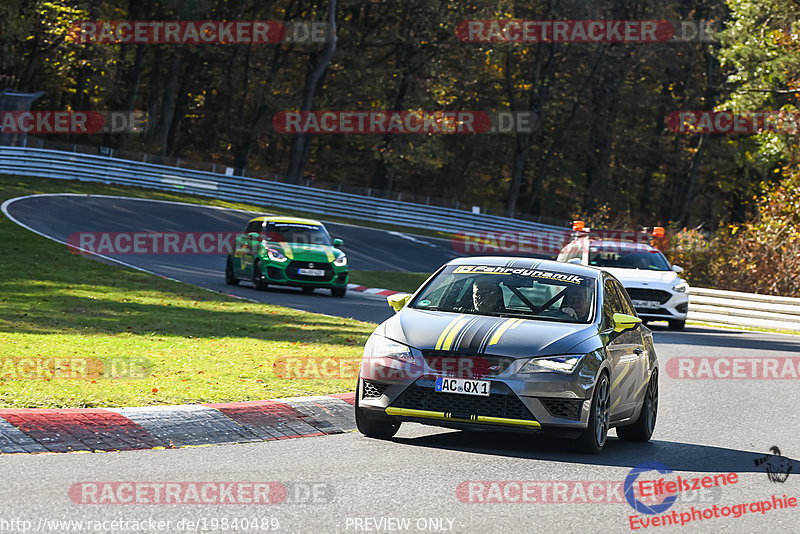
[262,222,332,246]
[588,246,671,271]
[410,264,596,323]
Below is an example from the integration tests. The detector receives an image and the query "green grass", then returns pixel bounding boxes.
[348,270,433,294]
[0,174,381,408]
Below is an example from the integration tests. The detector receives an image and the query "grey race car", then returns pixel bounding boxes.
[355,257,659,453]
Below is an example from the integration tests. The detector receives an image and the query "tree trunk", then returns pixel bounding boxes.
[287,0,338,183]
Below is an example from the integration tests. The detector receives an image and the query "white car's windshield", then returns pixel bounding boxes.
[410,265,596,323]
[588,247,671,271]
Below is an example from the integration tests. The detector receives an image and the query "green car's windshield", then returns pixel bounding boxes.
[262,222,332,246]
[410,265,597,323]
[588,246,671,271]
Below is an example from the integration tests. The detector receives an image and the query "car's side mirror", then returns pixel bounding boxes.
[613,313,642,333]
[387,293,412,312]
[333,238,343,247]
[672,265,684,273]
[248,232,260,240]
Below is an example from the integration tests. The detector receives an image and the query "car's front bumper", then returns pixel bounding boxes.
[358,350,603,436]
[261,259,348,288]
[625,285,688,321]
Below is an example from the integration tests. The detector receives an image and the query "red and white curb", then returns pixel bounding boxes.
[0,393,355,454]
[346,283,402,296]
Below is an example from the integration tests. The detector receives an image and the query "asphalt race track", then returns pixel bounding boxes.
[4,193,465,323]
[2,193,800,533]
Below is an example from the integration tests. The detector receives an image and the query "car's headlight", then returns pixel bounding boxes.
[519,354,585,375]
[370,335,414,363]
[266,247,288,262]
[672,281,688,293]
[333,253,347,267]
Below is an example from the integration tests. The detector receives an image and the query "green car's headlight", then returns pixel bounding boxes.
[519,355,585,375]
[333,253,347,267]
[266,247,288,262]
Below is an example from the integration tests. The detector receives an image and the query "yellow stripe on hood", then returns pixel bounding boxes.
[488,318,524,346]
[435,315,468,351]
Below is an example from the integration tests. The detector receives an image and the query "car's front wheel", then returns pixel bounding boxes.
[331,287,346,298]
[617,371,658,442]
[252,259,269,290]
[577,372,610,454]
[225,256,239,286]
[355,379,400,439]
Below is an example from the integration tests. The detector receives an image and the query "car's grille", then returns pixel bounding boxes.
[362,380,388,399]
[286,261,333,282]
[420,351,514,378]
[391,384,536,421]
[541,398,583,420]
[625,288,672,304]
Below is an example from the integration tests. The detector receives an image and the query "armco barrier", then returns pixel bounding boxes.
[0,146,568,236]
[687,287,800,332]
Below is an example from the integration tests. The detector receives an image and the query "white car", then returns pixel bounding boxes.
[557,239,688,330]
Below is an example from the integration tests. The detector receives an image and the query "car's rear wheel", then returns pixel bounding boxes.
[668,320,685,331]
[355,378,400,439]
[331,287,346,298]
[252,259,269,290]
[225,256,239,286]
[617,371,658,442]
[577,372,609,454]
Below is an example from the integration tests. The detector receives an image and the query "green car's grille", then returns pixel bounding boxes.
[285,261,334,282]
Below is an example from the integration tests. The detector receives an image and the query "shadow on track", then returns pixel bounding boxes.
[389,429,799,474]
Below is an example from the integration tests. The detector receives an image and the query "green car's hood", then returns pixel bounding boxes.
[263,242,342,263]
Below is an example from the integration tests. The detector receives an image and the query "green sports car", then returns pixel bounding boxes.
[225,216,349,297]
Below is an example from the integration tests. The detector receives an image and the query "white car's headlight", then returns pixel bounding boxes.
[266,247,288,262]
[333,253,347,267]
[371,335,414,363]
[672,281,688,293]
[519,354,585,375]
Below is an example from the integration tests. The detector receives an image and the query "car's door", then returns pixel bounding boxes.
[234,221,261,278]
[602,277,645,422]
[611,279,650,414]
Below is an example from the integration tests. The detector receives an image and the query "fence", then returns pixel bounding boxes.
[687,287,800,332]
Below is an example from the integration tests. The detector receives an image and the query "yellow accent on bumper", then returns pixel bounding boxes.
[385,407,541,429]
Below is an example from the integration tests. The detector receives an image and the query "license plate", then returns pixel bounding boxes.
[631,299,660,309]
[435,377,490,397]
[297,268,326,276]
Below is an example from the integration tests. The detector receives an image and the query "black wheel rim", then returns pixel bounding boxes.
[646,373,658,433]
[595,376,610,446]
